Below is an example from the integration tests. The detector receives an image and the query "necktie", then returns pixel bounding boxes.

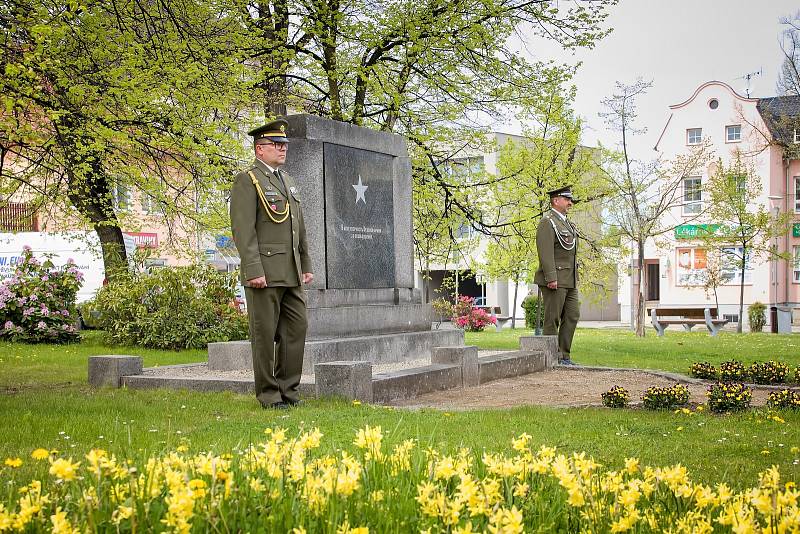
[274,169,289,197]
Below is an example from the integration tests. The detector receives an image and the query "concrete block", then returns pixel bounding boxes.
[308,303,433,339]
[88,355,143,388]
[519,336,558,368]
[393,156,414,288]
[431,345,479,387]
[478,351,547,384]
[315,361,373,402]
[372,363,461,403]
[123,375,254,394]
[208,341,251,371]
[208,328,465,374]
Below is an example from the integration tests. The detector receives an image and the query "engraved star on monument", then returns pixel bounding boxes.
[352,175,368,204]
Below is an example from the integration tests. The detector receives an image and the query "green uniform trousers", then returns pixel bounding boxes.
[244,285,307,406]
[540,286,580,359]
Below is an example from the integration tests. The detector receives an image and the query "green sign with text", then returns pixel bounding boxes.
[675,224,720,239]
[793,224,800,238]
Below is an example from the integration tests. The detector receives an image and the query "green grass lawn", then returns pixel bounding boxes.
[467,327,800,373]
[1,328,800,489]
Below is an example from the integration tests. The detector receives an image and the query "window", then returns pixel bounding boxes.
[720,247,752,284]
[687,128,702,145]
[709,99,719,109]
[795,177,800,213]
[794,129,800,144]
[726,125,741,142]
[683,177,702,214]
[141,193,158,214]
[112,183,130,211]
[455,223,476,239]
[794,246,800,283]
[676,247,707,286]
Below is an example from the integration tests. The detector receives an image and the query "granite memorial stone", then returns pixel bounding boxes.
[324,144,395,289]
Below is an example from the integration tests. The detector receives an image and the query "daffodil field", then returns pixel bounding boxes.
[2,425,800,533]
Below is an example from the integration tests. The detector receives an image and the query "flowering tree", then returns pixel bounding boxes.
[0,247,83,343]
[452,296,497,332]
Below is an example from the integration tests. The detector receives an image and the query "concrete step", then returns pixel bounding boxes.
[372,363,462,403]
[121,364,316,397]
[478,350,547,383]
[307,303,432,339]
[208,328,464,375]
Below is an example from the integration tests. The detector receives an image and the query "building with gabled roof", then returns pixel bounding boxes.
[619,80,800,330]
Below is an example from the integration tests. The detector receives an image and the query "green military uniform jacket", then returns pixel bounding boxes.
[534,209,577,289]
[230,159,311,286]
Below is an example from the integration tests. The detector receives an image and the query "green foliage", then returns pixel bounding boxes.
[748,302,767,333]
[431,298,453,328]
[767,389,800,410]
[0,0,251,272]
[689,362,717,380]
[92,265,248,349]
[521,293,542,329]
[700,158,792,332]
[601,386,629,408]
[706,382,752,413]
[77,301,101,330]
[719,360,748,382]
[748,360,789,385]
[0,248,82,344]
[641,384,690,410]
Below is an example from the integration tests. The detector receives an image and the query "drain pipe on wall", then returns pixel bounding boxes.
[786,157,791,305]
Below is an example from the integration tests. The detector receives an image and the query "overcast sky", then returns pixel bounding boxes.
[499,0,799,158]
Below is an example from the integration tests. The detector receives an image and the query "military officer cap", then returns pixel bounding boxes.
[547,185,576,201]
[248,118,290,144]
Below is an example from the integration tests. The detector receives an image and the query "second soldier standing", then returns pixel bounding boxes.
[534,185,580,365]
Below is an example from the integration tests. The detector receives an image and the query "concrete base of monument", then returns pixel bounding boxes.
[209,329,466,375]
[102,336,560,405]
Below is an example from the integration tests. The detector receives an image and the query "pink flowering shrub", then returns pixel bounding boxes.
[0,247,83,343]
[452,295,496,332]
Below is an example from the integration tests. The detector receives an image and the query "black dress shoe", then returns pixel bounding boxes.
[263,401,289,410]
[284,399,303,407]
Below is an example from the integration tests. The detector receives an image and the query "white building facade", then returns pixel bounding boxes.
[619,81,800,329]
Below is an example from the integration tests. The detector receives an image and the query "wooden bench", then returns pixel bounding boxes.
[650,307,728,337]
[478,306,513,332]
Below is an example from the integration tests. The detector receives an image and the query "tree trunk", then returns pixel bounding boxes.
[738,263,746,333]
[511,272,520,329]
[635,239,646,337]
[258,0,289,117]
[66,170,128,282]
[62,129,129,282]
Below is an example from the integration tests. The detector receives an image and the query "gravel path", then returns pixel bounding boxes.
[388,367,774,409]
[140,351,781,409]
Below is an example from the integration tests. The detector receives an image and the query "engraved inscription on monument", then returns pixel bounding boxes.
[324,143,395,289]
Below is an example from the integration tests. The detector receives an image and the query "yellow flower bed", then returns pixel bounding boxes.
[1,426,799,533]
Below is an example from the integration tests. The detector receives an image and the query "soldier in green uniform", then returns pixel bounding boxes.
[230,118,314,409]
[534,185,580,365]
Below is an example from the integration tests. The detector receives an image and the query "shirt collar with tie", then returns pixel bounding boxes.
[550,208,568,222]
[255,158,288,195]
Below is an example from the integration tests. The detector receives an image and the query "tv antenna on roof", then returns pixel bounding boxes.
[736,68,762,97]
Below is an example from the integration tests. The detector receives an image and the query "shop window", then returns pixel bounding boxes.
[676,247,707,286]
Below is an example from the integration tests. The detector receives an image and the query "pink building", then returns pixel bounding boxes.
[619,81,800,329]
